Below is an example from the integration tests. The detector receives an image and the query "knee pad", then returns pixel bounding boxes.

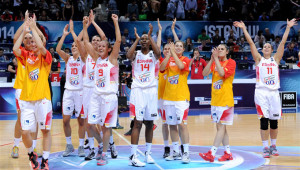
[270,119,278,129]
[260,118,269,130]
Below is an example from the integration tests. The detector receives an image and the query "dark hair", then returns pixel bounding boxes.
[192,48,200,56]
[219,44,229,51]
[201,29,206,33]
[0,48,3,51]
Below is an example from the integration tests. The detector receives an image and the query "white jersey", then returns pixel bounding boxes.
[255,56,280,90]
[94,57,119,94]
[65,56,85,90]
[83,55,96,87]
[131,50,159,89]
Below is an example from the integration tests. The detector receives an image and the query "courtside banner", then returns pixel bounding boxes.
[0,21,299,43]
[280,91,297,108]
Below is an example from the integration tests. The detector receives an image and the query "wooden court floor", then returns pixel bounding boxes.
[0,113,300,169]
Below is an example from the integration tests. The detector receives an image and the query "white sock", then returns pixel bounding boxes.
[66,136,72,145]
[27,146,33,154]
[79,138,85,146]
[172,142,179,153]
[131,144,138,155]
[109,135,114,144]
[99,142,103,148]
[262,140,269,148]
[183,143,189,154]
[88,137,94,149]
[164,140,169,147]
[14,138,21,147]
[146,143,152,153]
[100,131,103,138]
[225,145,231,154]
[32,140,37,149]
[210,146,217,156]
[85,131,88,138]
[271,139,276,146]
[43,151,50,159]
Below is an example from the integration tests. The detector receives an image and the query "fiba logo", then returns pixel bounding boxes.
[164,24,183,41]
[277,24,296,40]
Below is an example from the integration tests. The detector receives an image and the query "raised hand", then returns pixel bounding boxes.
[111,14,118,22]
[287,18,298,28]
[134,27,140,40]
[169,42,175,53]
[23,20,30,34]
[148,23,153,37]
[28,17,36,29]
[171,18,177,30]
[233,21,245,29]
[25,10,29,21]
[63,24,70,36]
[69,20,74,32]
[211,47,219,60]
[89,9,95,23]
[82,16,89,28]
[157,18,162,31]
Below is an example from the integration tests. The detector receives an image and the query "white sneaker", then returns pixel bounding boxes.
[129,154,146,167]
[165,150,181,161]
[144,151,155,164]
[182,152,190,164]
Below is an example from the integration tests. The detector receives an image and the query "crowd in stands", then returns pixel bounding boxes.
[1,0,299,22]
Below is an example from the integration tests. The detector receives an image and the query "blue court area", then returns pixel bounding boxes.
[40,145,277,170]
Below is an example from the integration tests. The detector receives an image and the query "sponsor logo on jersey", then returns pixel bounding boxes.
[168,74,179,84]
[96,77,106,87]
[213,80,223,89]
[88,71,94,80]
[70,75,80,85]
[151,113,157,117]
[138,72,151,83]
[263,75,275,85]
[29,68,39,80]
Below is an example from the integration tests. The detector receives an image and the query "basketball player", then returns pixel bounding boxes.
[126,24,161,167]
[13,17,52,170]
[83,14,121,166]
[56,20,86,157]
[11,11,46,158]
[160,41,191,163]
[233,19,297,158]
[199,44,236,162]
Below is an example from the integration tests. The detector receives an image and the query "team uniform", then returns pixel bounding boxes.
[14,47,26,112]
[15,48,53,131]
[63,56,85,118]
[158,57,167,124]
[83,55,95,116]
[163,56,190,125]
[88,57,119,127]
[255,56,281,120]
[210,59,236,125]
[129,50,159,121]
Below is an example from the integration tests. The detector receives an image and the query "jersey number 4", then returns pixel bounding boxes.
[141,64,150,71]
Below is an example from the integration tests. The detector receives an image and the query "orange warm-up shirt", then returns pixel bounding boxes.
[210,58,236,107]
[163,56,190,101]
[17,48,52,101]
[13,46,26,89]
[158,57,167,100]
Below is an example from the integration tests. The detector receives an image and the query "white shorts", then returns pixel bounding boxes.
[63,89,85,118]
[88,93,118,127]
[255,88,282,120]
[211,106,234,125]
[83,86,94,117]
[15,89,22,111]
[19,98,53,131]
[129,87,158,121]
[158,99,167,124]
[164,100,189,125]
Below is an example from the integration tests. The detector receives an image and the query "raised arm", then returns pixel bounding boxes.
[83,16,99,62]
[148,23,161,59]
[28,18,47,56]
[160,50,171,71]
[33,14,46,46]
[171,18,179,41]
[234,21,261,65]
[90,10,107,41]
[156,18,162,47]
[202,48,216,76]
[13,23,29,57]
[109,14,121,66]
[169,42,184,69]
[126,27,139,61]
[274,18,297,64]
[13,11,28,44]
[56,24,71,62]
[211,48,225,77]
[69,19,87,63]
